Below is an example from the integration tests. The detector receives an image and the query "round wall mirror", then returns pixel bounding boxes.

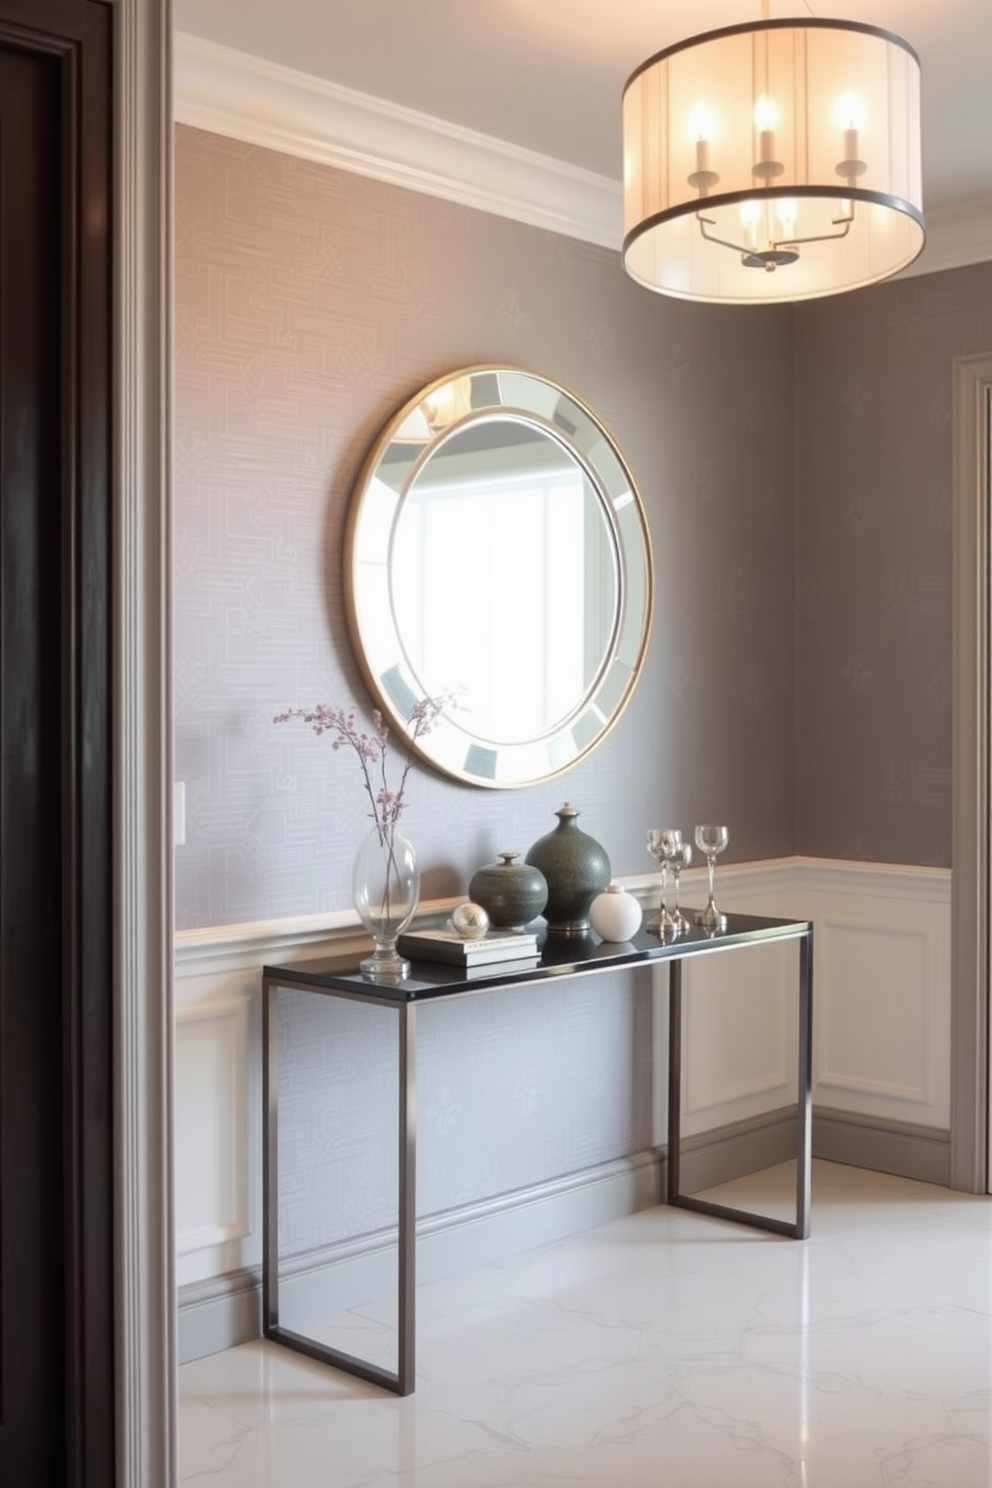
[344,366,653,788]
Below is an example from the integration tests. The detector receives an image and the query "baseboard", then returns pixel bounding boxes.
[680,1107,798,1193]
[178,1105,952,1362]
[178,1147,661,1362]
[679,1105,951,1191]
[177,1107,799,1362]
[177,1267,261,1365]
[812,1106,950,1186]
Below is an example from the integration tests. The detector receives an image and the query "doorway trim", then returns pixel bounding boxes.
[951,351,992,1192]
[114,0,175,1481]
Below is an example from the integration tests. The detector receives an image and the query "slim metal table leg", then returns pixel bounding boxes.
[397,1003,416,1395]
[667,961,682,1204]
[795,928,814,1239]
[262,976,278,1334]
[666,937,812,1240]
[262,982,416,1394]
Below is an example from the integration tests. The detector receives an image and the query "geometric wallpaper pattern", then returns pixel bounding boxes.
[173,127,990,928]
[276,972,653,1255]
[795,262,992,865]
[173,125,798,930]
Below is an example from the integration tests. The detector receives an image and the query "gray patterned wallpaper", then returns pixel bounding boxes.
[173,125,797,931]
[794,260,992,865]
[276,973,653,1252]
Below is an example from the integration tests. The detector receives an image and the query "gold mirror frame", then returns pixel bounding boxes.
[344,366,654,788]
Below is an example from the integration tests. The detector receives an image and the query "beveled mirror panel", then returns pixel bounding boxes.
[345,366,653,788]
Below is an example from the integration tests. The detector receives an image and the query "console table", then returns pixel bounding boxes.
[262,911,813,1396]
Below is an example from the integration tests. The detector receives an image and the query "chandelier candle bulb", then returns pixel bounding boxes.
[753,94,782,180]
[740,198,762,249]
[838,127,867,181]
[756,130,778,172]
[687,103,720,192]
[776,198,799,240]
[835,91,867,182]
[689,137,719,193]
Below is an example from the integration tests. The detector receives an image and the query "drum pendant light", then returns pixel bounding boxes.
[622,12,925,304]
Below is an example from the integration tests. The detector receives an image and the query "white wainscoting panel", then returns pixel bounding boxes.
[796,861,951,1127]
[175,997,251,1276]
[174,918,371,1288]
[673,860,799,1136]
[681,941,796,1132]
[818,918,934,1107]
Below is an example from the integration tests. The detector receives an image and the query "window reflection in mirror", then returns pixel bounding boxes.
[390,418,619,743]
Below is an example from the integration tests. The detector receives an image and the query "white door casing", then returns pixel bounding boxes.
[951,351,992,1193]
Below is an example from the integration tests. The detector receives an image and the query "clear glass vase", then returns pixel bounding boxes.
[353,824,420,980]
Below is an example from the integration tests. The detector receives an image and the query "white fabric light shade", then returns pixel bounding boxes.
[623,19,924,304]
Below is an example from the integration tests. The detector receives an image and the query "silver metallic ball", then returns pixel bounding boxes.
[451,901,490,939]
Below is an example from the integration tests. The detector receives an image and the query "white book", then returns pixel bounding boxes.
[398,927,540,965]
[463,955,542,979]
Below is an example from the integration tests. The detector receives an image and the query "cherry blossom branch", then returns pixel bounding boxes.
[273,692,456,849]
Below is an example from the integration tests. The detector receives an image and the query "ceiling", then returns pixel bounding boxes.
[175,0,991,222]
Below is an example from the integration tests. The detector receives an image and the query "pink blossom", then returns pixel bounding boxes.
[273,691,458,846]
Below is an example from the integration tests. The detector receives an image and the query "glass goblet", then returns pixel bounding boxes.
[694,824,729,931]
[646,828,681,934]
[669,839,693,934]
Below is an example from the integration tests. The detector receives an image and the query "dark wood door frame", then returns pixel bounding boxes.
[0,3,114,1483]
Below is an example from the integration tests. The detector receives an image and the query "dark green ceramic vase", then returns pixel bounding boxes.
[469,851,548,931]
[525,802,611,933]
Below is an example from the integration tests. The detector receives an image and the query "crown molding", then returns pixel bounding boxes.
[173,32,621,250]
[174,32,991,278]
[901,197,992,280]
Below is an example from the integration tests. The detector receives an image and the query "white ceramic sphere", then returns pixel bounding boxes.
[589,883,642,942]
[451,901,490,939]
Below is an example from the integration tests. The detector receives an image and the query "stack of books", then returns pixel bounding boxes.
[397,926,541,969]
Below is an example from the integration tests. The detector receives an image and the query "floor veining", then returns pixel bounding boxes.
[179,1160,992,1487]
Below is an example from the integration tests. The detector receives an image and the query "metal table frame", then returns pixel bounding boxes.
[262,913,813,1396]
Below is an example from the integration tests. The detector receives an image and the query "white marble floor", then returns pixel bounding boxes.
[179,1161,992,1487]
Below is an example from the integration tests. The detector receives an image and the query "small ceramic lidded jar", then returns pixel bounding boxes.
[590,883,642,943]
[525,802,611,933]
[468,852,548,931]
